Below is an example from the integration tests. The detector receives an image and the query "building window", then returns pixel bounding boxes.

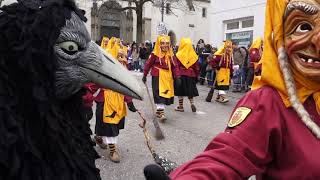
[242,19,254,28]
[166,3,171,15]
[202,8,207,18]
[226,22,239,30]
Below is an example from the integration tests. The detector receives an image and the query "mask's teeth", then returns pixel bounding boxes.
[308,59,313,63]
[315,61,320,64]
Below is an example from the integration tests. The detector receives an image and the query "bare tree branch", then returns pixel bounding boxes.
[118,0,195,43]
[121,0,139,7]
[121,6,137,11]
[168,8,178,17]
[142,0,154,4]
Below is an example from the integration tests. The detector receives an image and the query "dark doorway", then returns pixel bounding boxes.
[100,26,120,39]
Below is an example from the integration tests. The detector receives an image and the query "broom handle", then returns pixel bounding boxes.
[145,83,156,115]
[144,83,161,129]
[137,110,156,156]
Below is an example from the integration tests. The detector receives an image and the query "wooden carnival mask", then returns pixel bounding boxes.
[160,38,170,53]
[284,0,320,82]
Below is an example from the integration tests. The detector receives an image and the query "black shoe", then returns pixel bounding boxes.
[191,104,197,112]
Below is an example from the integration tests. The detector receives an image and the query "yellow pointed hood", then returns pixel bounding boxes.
[214,40,232,56]
[250,37,263,50]
[153,35,174,58]
[100,36,109,50]
[176,38,198,69]
[106,37,120,59]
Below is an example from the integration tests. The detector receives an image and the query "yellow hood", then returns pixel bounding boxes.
[153,35,174,58]
[250,37,263,50]
[100,36,109,50]
[252,0,320,112]
[176,38,198,69]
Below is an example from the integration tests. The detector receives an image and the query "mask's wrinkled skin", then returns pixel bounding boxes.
[160,39,170,52]
[284,0,320,82]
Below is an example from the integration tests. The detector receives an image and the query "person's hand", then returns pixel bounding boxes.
[144,164,171,180]
[127,102,137,112]
[142,76,147,83]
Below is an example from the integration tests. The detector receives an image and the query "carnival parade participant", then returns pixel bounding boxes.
[215,40,233,103]
[106,37,120,58]
[93,38,137,163]
[246,37,264,90]
[205,41,233,103]
[93,36,119,149]
[143,35,180,122]
[100,36,109,51]
[96,45,137,163]
[98,48,137,163]
[174,38,200,112]
[144,0,320,179]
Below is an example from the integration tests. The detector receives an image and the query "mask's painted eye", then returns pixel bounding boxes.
[59,41,79,55]
[295,22,313,33]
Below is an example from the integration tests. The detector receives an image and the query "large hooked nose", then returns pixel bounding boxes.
[311,29,320,55]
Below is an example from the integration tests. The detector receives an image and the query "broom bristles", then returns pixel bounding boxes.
[155,127,164,140]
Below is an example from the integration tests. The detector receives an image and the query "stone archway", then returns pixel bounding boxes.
[91,0,133,43]
[98,1,121,41]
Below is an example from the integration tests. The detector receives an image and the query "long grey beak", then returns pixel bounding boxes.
[83,41,143,100]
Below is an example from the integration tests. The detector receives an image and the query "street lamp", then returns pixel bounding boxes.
[154,0,166,22]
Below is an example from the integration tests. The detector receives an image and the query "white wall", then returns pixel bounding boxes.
[144,1,211,45]
[2,0,266,47]
[209,0,266,47]
[70,0,211,45]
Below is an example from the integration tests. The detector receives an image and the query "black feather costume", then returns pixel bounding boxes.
[0,1,101,179]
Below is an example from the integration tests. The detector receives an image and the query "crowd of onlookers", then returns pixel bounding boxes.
[113,38,256,93]
[127,41,153,72]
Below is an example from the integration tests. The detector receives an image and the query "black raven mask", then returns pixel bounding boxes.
[0,0,142,179]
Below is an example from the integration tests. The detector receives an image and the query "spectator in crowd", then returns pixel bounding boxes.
[206,47,218,87]
[129,43,140,72]
[139,43,148,72]
[198,44,212,85]
[145,41,153,58]
[233,44,249,92]
[196,39,205,54]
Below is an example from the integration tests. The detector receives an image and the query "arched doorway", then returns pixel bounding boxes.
[91,0,133,43]
[98,1,121,40]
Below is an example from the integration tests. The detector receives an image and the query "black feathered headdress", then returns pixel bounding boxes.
[0,1,101,179]
[0,0,86,99]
